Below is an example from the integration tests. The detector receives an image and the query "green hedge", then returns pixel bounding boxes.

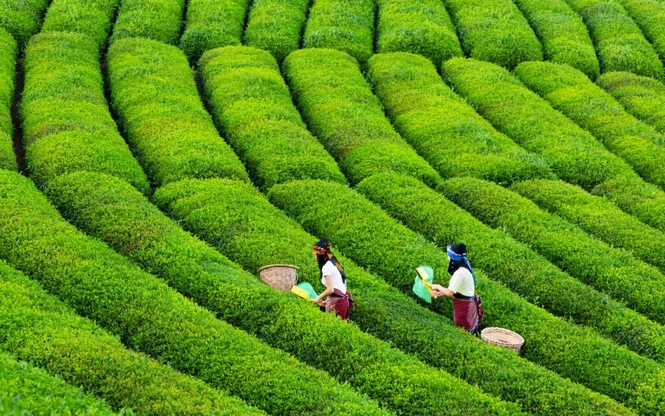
[515,61,665,191]
[0,259,264,415]
[302,0,374,66]
[153,177,632,416]
[562,0,664,80]
[180,0,250,63]
[199,46,346,191]
[0,171,386,416]
[442,57,665,233]
[0,28,16,171]
[512,0,599,79]
[375,0,463,65]
[597,71,665,134]
[243,0,311,64]
[0,352,116,415]
[266,178,665,414]
[618,0,665,65]
[107,37,248,188]
[110,0,185,45]
[20,31,149,194]
[41,0,120,48]
[282,48,441,187]
[440,0,543,70]
[511,178,665,275]
[0,0,49,50]
[366,52,554,185]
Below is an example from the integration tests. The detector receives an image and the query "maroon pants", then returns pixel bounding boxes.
[324,289,352,320]
[453,297,480,333]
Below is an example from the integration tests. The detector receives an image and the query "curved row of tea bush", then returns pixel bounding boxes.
[515,61,665,191]
[356,172,665,361]
[283,48,441,187]
[366,52,554,185]
[0,171,386,416]
[0,0,49,50]
[442,57,665,233]
[0,259,262,415]
[20,32,149,193]
[243,0,310,64]
[561,0,664,80]
[511,178,665,275]
[46,171,523,416]
[0,28,16,171]
[107,37,248,187]
[180,0,250,63]
[440,0,542,70]
[40,0,120,48]
[302,0,374,66]
[375,0,462,65]
[266,178,665,414]
[597,71,665,134]
[153,177,631,416]
[618,0,665,65]
[199,46,346,191]
[512,0,599,79]
[0,352,116,415]
[110,0,185,46]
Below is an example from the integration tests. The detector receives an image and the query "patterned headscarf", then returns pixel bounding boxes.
[313,237,346,283]
[446,243,475,285]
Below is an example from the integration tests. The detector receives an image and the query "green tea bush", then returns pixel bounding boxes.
[597,71,665,134]
[442,57,665,233]
[440,0,543,70]
[302,0,374,66]
[107,37,249,187]
[243,0,311,64]
[40,0,120,48]
[266,178,665,413]
[366,53,554,185]
[110,0,185,45]
[20,32,150,194]
[282,48,441,187]
[512,0,599,79]
[515,61,665,191]
[511,178,665,274]
[154,177,632,416]
[0,260,262,415]
[0,28,16,171]
[375,0,463,65]
[199,46,346,191]
[0,171,385,416]
[0,0,49,50]
[562,0,664,80]
[180,0,250,63]
[618,0,665,65]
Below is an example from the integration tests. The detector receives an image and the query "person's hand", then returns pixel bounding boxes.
[430,284,445,297]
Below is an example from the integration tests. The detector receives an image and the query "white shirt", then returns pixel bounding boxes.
[321,261,347,293]
[448,267,474,297]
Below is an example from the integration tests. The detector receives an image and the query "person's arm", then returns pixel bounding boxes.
[430,284,454,298]
[313,275,334,303]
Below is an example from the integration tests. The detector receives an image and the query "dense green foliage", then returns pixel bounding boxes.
[366,53,554,184]
[561,0,664,80]
[0,28,16,171]
[441,0,543,69]
[512,178,665,274]
[302,0,374,65]
[154,177,632,416]
[0,171,385,416]
[375,0,463,65]
[108,37,248,187]
[20,32,149,193]
[618,0,665,65]
[243,0,309,63]
[41,0,120,48]
[283,48,441,186]
[0,0,49,50]
[442,57,665,232]
[512,0,599,79]
[597,71,665,134]
[199,46,346,191]
[180,0,250,63]
[515,61,665,191]
[110,0,185,45]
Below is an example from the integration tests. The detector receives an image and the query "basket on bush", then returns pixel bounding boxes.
[258,264,299,291]
[481,327,525,354]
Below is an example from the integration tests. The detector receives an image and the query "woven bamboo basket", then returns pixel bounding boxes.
[481,327,525,354]
[258,264,299,291]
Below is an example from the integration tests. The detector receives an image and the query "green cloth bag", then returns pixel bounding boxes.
[413,266,434,303]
